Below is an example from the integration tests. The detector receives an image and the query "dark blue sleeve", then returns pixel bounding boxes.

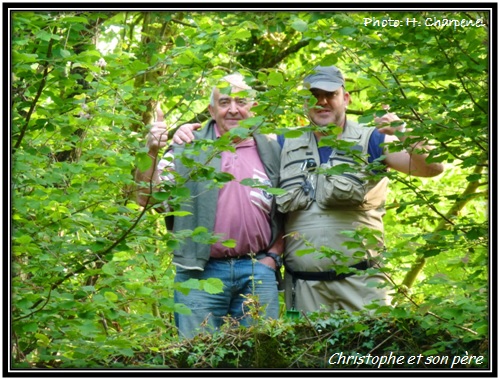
[368,129,385,163]
[277,134,285,149]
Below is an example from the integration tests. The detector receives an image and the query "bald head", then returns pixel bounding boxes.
[210,73,255,106]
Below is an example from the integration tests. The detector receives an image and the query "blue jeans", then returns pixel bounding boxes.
[174,257,279,339]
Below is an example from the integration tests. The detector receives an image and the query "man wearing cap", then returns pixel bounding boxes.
[276,65,444,313]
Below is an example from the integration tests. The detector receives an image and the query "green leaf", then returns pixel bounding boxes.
[174,303,192,315]
[179,278,200,290]
[176,51,195,65]
[79,321,100,337]
[118,348,135,357]
[462,156,478,168]
[22,322,38,333]
[35,333,50,347]
[152,191,170,201]
[170,186,191,199]
[136,286,154,296]
[241,115,265,127]
[422,249,441,258]
[466,173,482,182]
[228,127,251,139]
[221,239,237,248]
[319,55,338,66]
[232,28,251,40]
[202,278,224,294]
[240,178,260,187]
[59,49,72,58]
[268,71,284,86]
[35,30,59,42]
[338,27,357,36]
[62,16,89,24]
[12,52,38,63]
[130,60,149,71]
[193,226,208,235]
[15,235,32,245]
[264,187,287,196]
[101,263,116,276]
[104,292,118,302]
[136,153,153,172]
[422,349,439,356]
[291,18,308,32]
[295,248,316,257]
[167,239,180,251]
[358,114,374,124]
[113,251,132,262]
[353,323,368,332]
[175,36,186,47]
[165,211,192,217]
[284,129,305,139]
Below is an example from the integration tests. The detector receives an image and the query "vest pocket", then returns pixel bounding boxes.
[277,134,321,213]
[315,170,367,209]
[276,186,313,213]
[280,175,306,189]
[276,152,316,213]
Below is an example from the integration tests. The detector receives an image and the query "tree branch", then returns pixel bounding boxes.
[13,32,55,152]
[434,34,487,114]
[266,39,311,68]
[401,163,486,289]
[381,59,423,123]
[12,196,155,322]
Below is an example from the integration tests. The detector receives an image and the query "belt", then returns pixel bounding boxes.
[286,260,376,282]
[210,253,267,261]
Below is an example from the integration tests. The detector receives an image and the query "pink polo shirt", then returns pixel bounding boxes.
[158,130,273,258]
[210,137,273,258]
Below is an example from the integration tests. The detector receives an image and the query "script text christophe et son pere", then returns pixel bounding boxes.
[329,351,484,369]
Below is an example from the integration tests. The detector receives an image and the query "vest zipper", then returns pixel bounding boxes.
[342,173,364,185]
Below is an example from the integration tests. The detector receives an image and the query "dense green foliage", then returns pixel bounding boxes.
[10,10,489,370]
[134,310,486,369]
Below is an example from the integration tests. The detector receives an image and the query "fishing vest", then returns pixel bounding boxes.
[276,120,389,213]
[170,120,283,271]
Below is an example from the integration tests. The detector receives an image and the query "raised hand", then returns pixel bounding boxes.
[374,105,406,135]
[146,104,170,155]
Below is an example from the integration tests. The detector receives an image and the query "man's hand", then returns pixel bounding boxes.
[172,123,202,145]
[147,105,170,155]
[374,105,406,136]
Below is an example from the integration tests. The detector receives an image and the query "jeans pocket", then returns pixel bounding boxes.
[255,259,276,272]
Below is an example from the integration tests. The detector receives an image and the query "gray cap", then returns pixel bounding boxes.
[303,65,345,92]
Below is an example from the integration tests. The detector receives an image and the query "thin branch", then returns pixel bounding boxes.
[12,195,154,322]
[390,174,456,227]
[433,34,487,114]
[13,32,56,152]
[402,163,486,289]
[380,59,423,123]
[171,18,195,28]
[266,39,311,68]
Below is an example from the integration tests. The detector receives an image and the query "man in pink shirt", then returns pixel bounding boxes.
[135,74,284,339]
